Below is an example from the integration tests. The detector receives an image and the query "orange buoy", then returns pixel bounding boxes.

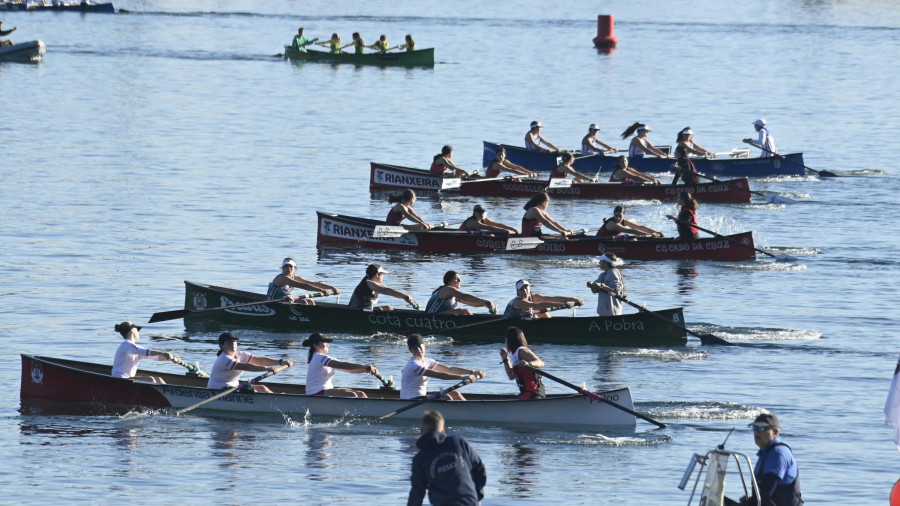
[593,14,618,48]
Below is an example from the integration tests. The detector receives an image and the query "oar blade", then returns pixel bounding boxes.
[505,237,543,251]
[372,225,408,238]
[766,193,796,205]
[148,309,188,323]
[548,178,573,188]
[818,170,839,178]
[441,178,462,190]
[698,334,735,346]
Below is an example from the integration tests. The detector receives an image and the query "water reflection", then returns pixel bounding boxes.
[111,427,141,477]
[211,427,242,472]
[498,443,541,497]
[675,262,699,296]
[304,428,334,476]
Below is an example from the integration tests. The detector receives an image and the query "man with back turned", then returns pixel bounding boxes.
[408,410,486,506]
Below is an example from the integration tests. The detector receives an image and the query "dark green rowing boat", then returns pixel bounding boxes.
[282,47,434,67]
[180,281,687,346]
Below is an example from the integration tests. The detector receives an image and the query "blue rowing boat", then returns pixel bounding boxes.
[482,142,806,178]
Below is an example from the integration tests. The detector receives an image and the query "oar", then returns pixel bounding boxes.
[665,216,797,262]
[506,237,544,251]
[373,372,396,391]
[595,287,733,346]
[524,365,666,429]
[373,225,409,238]
[368,376,476,424]
[741,140,838,177]
[432,304,574,336]
[170,356,209,378]
[175,365,291,416]
[694,173,796,205]
[148,292,329,323]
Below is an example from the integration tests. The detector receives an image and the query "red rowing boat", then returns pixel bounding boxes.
[316,212,756,261]
[370,162,752,203]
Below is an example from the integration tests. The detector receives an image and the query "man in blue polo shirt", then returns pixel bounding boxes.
[741,413,804,505]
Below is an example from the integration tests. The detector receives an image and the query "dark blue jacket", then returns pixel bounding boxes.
[746,439,803,506]
[408,431,486,506]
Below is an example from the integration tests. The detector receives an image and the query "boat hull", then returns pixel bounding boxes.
[284,47,434,67]
[0,40,46,62]
[182,281,688,346]
[316,212,757,261]
[483,142,806,177]
[370,162,751,203]
[21,355,637,428]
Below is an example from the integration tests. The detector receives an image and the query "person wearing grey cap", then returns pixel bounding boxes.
[740,413,803,506]
[587,253,625,317]
[347,263,416,311]
[503,279,583,318]
[112,321,174,384]
[524,121,559,152]
[581,123,617,155]
[743,119,778,158]
[266,257,340,303]
[459,204,518,235]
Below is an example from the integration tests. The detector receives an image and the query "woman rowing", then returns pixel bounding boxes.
[621,122,670,158]
[112,321,174,384]
[459,204,519,235]
[581,123,616,155]
[521,192,573,238]
[400,334,484,401]
[397,34,416,52]
[608,155,660,185]
[347,263,417,311]
[208,332,291,394]
[386,189,433,231]
[267,257,340,304]
[485,146,536,179]
[430,145,472,178]
[596,205,664,238]
[344,32,365,54]
[549,152,593,183]
[666,191,700,240]
[303,333,378,398]
[316,33,343,54]
[500,327,545,400]
[503,279,583,319]
[368,34,390,53]
[675,127,715,158]
[524,121,559,152]
[425,270,496,316]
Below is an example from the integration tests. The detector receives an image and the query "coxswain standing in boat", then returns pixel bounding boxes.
[499,327,545,400]
[549,152,594,183]
[397,34,416,52]
[316,33,344,54]
[425,270,496,315]
[430,145,472,179]
[607,155,660,185]
[290,27,318,52]
[524,121,560,152]
[503,279,583,318]
[596,205,664,238]
[521,192,574,239]
[112,321,174,384]
[347,263,416,311]
[485,146,536,179]
[621,122,670,158]
[666,191,700,240]
[303,332,378,398]
[386,189,433,231]
[586,253,625,317]
[744,118,778,158]
[267,257,340,304]
[739,413,804,506]
[408,411,486,506]
[459,204,519,235]
[400,334,484,401]
[581,123,617,155]
[0,21,16,47]
[208,332,291,394]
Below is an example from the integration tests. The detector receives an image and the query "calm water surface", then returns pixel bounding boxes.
[2,1,899,504]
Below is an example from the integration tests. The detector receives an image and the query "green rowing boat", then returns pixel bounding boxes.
[283,47,435,67]
[180,281,687,346]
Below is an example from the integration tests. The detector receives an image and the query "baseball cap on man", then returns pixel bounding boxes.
[748,413,780,429]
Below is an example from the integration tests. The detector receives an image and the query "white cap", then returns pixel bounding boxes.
[595,254,624,267]
[589,123,599,130]
[681,128,693,135]
[637,124,651,132]
[282,258,297,268]
[515,279,530,290]
[753,119,766,127]
[530,121,542,129]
